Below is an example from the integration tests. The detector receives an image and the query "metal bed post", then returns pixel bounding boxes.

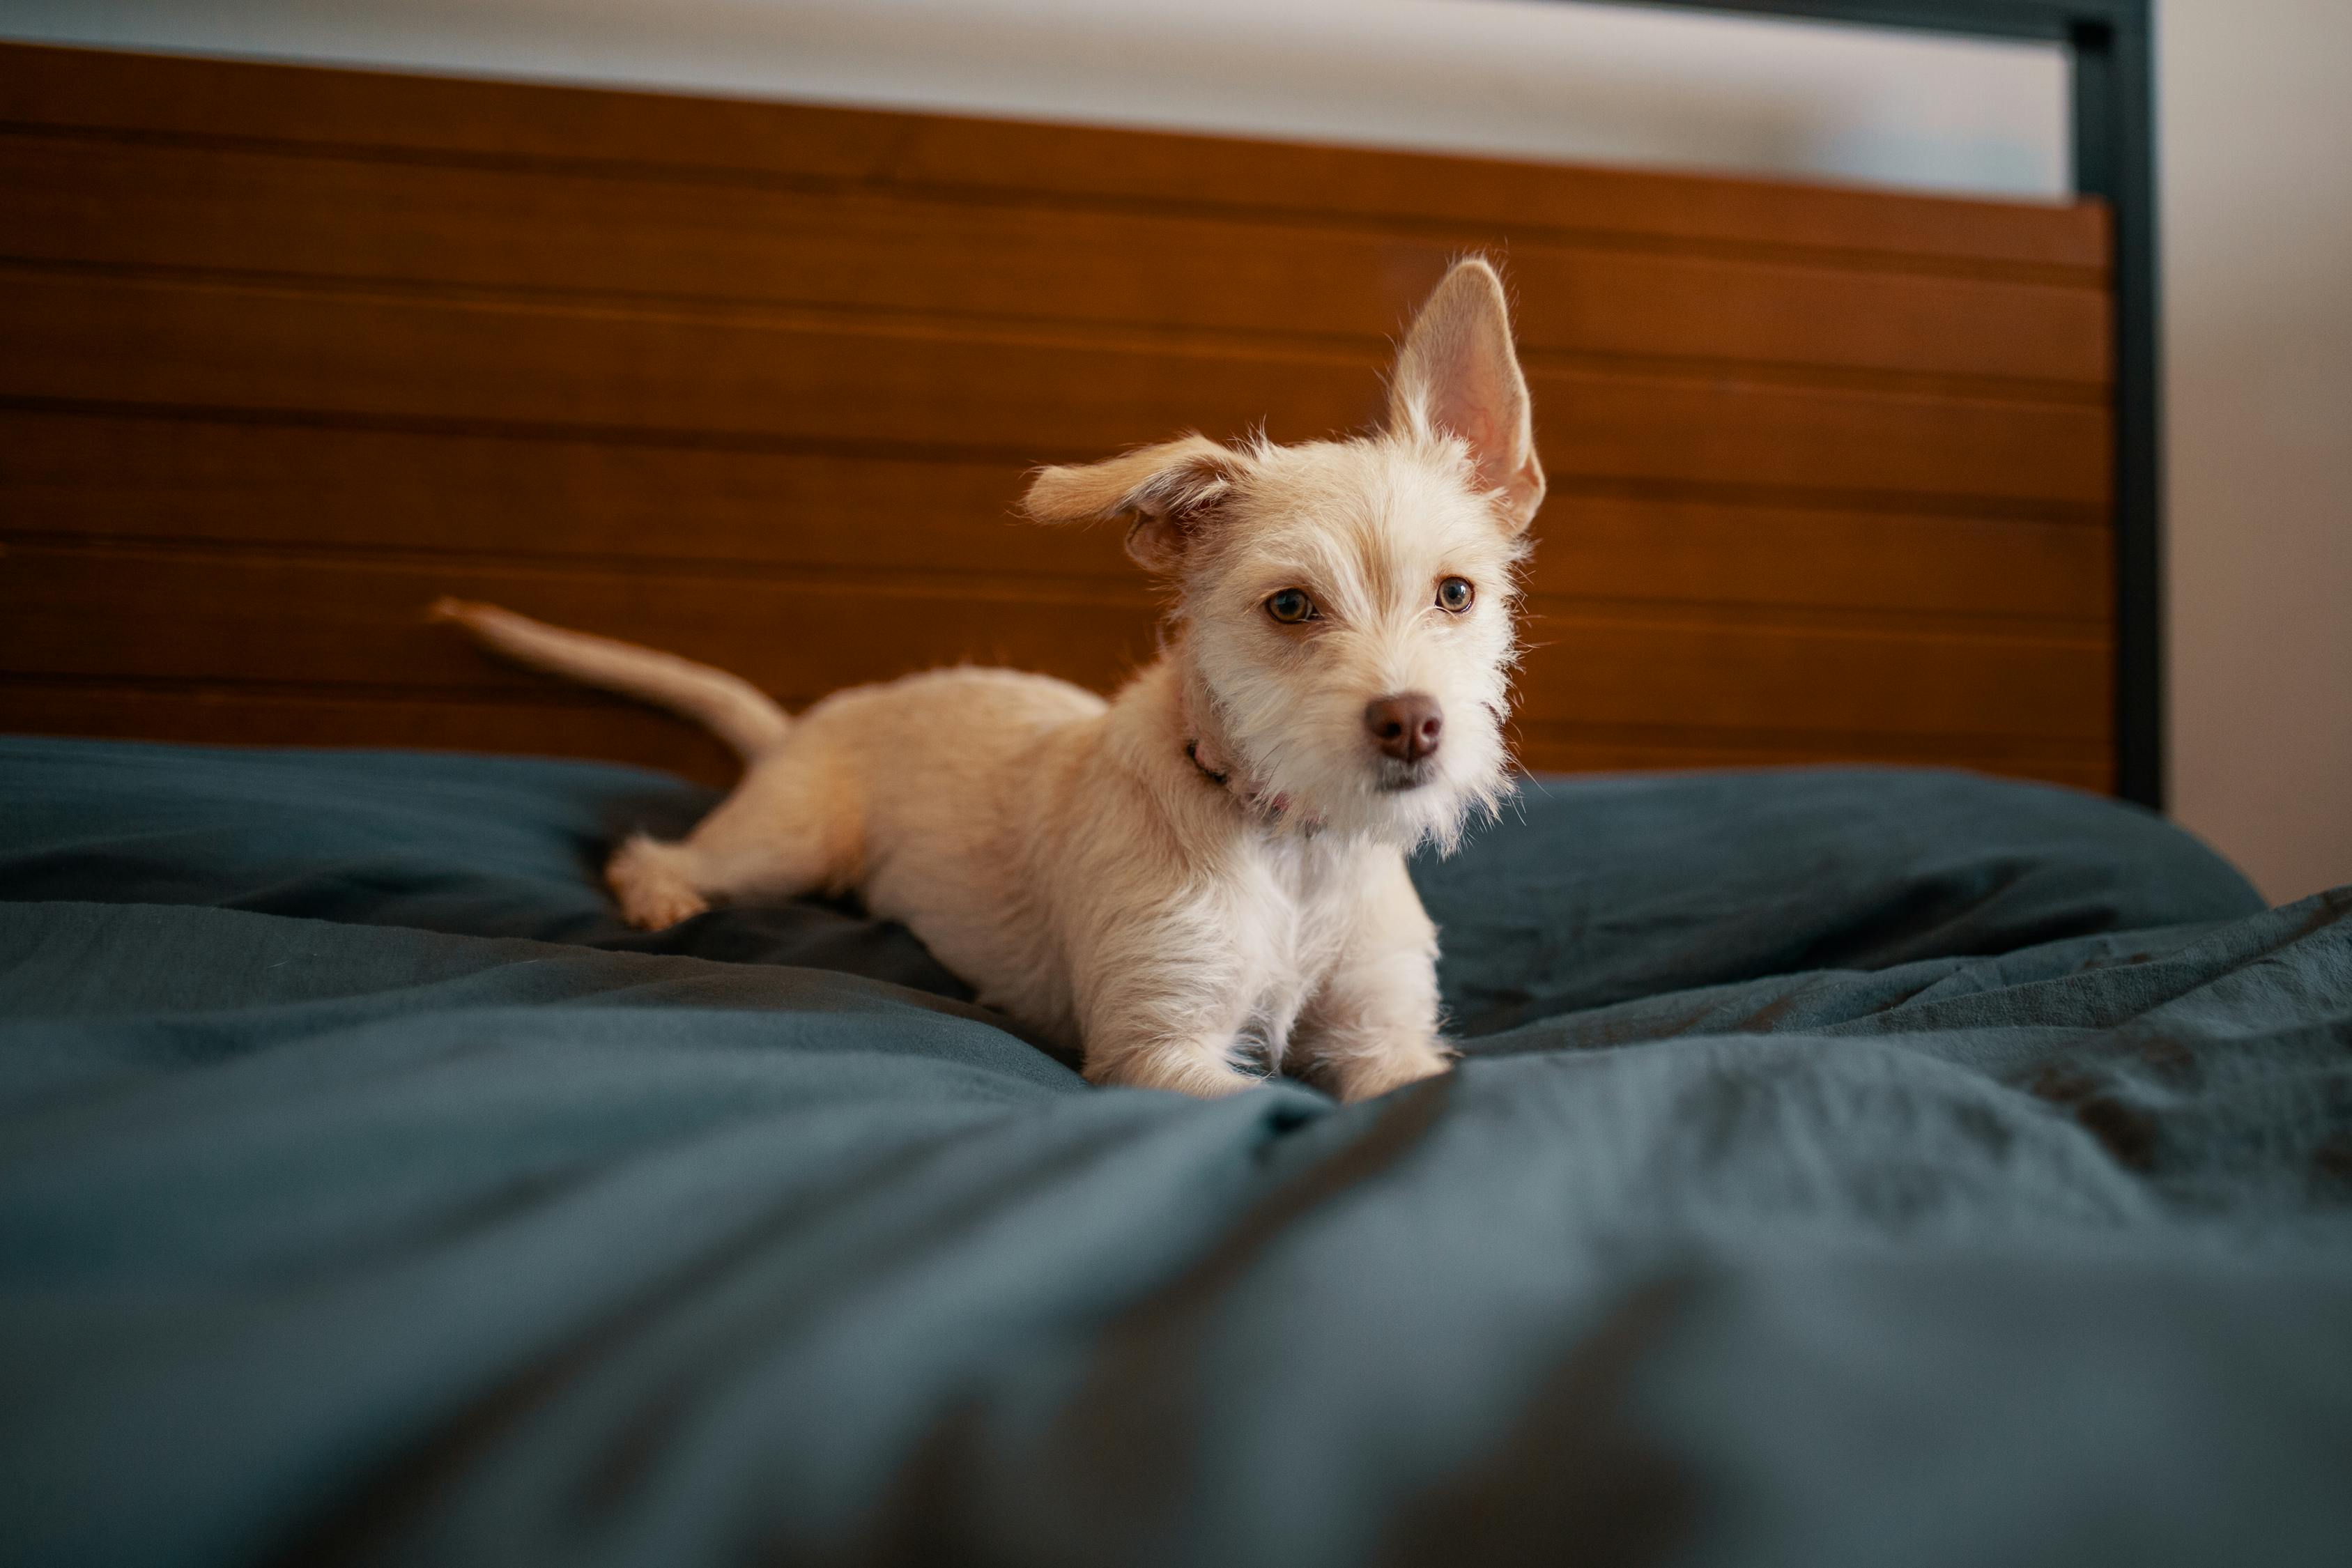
[1550,0,2164,808]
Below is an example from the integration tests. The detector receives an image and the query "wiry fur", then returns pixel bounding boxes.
[435,257,1545,1101]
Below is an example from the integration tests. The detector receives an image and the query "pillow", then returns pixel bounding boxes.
[0,737,965,997]
[1421,767,2263,1033]
[0,739,2261,1031]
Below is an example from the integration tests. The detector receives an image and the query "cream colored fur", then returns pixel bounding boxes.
[435,257,1544,1102]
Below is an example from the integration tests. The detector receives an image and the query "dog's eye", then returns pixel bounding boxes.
[1436,576,1475,613]
[1266,588,1316,624]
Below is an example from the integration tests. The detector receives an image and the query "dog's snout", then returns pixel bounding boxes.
[1365,693,1444,762]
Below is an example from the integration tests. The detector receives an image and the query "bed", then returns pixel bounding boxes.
[7,737,2349,1567]
[3,36,2349,1568]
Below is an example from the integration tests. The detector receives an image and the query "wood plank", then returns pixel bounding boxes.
[0,270,2112,507]
[0,544,1165,709]
[0,544,2111,744]
[1532,372,2107,509]
[1528,493,2114,621]
[0,43,2109,275]
[0,411,2113,622]
[1511,608,2109,740]
[0,132,2111,389]
[0,681,741,788]
[1512,722,2113,794]
[0,410,1126,583]
[0,683,2112,795]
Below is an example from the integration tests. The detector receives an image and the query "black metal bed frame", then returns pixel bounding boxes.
[1565,0,2162,806]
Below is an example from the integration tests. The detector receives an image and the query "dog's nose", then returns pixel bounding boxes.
[1365,693,1443,762]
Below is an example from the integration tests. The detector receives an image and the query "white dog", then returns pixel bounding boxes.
[436,256,1544,1102]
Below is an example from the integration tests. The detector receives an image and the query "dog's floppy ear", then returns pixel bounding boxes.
[1022,435,1250,573]
[1387,256,1546,534]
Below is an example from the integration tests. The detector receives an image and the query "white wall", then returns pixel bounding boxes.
[0,0,2067,196]
[2161,0,2352,904]
[8,1,2344,900]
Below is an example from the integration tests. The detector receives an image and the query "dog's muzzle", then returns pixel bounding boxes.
[1374,756,1443,792]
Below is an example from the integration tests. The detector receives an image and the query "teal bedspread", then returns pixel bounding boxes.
[3,737,2347,1567]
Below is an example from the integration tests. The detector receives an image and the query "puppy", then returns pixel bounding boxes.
[436,256,1544,1101]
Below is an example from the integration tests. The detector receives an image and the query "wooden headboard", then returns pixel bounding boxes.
[0,41,2116,792]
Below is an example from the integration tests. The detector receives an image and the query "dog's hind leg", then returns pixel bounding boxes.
[606,747,859,930]
[606,836,715,929]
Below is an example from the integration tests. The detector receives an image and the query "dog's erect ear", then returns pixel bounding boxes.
[1022,435,1250,573]
[1387,257,1546,534]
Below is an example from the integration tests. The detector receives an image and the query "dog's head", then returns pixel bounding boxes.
[1024,257,1543,851]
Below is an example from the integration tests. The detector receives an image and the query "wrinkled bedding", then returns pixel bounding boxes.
[2,736,2347,1567]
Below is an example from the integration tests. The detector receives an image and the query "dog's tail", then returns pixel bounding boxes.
[430,599,791,763]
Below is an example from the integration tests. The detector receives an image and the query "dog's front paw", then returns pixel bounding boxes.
[1332,1038,1456,1104]
[606,836,710,930]
[1085,1040,1267,1099]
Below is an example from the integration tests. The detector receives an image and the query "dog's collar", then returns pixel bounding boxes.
[1183,739,1321,833]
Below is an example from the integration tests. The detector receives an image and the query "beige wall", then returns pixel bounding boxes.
[2162,0,2352,902]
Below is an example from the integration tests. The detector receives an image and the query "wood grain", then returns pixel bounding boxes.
[1512,721,2113,794]
[0,410,2112,620]
[0,268,2109,507]
[0,681,744,788]
[0,42,2109,273]
[0,131,2110,390]
[0,41,2121,793]
[0,684,2114,795]
[3,542,2110,744]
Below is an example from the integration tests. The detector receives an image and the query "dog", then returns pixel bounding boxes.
[435,256,1544,1102]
